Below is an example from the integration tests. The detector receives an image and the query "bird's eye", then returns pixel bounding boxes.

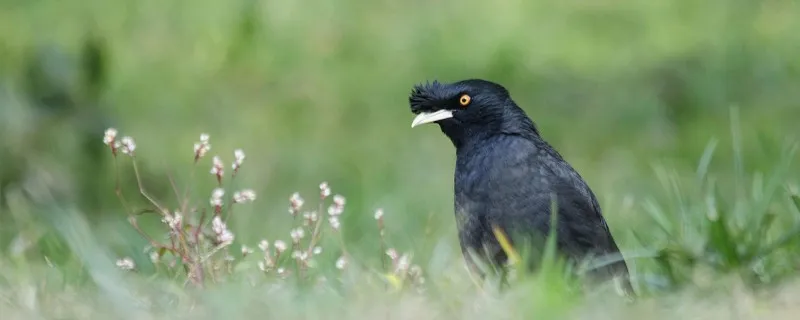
[459,94,471,107]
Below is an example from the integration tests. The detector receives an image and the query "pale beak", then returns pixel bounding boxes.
[411,110,454,128]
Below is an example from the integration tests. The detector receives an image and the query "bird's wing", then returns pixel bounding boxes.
[530,140,631,281]
[488,138,621,255]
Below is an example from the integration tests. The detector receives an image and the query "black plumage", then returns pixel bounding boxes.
[408,79,632,295]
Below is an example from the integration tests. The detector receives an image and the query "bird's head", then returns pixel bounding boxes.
[408,79,538,147]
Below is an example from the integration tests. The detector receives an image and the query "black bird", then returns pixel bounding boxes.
[408,79,633,295]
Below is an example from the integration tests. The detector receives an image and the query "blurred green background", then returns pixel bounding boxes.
[1,0,799,316]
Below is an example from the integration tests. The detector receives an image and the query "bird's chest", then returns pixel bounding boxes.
[454,146,530,203]
[452,147,525,230]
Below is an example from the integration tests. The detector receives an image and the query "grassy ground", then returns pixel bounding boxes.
[1,0,800,318]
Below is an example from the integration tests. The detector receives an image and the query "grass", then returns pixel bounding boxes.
[2,0,800,318]
[2,99,798,320]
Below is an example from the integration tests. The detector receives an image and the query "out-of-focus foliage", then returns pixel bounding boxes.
[0,0,799,318]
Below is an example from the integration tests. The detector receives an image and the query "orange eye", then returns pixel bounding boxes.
[459,94,471,107]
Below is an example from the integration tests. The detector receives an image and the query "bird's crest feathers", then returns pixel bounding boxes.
[409,80,450,114]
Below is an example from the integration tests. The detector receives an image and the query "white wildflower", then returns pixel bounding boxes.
[327,195,346,216]
[210,156,224,176]
[290,227,305,243]
[258,240,269,251]
[103,128,117,145]
[194,133,211,159]
[333,195,345,206]
[212,216,234,245]
[120,136,136,155]
[241,245,254,256]
[329,216,341,230]
[218,229,234,245]
[116,257,135,271]
[374,208,384,220]
[149,251,160,263]
[232,149,245,171]
[210,188,224,207]
[302,212,319,227]
[289,192,304,214]
[319,182,331,198]
[233,189,257,203]
[386,248,398,261]
[335,256,347,270]
[313,246,322,255]
[396,254,411,273]
[162,212,183,231]
[212,215,225,233]
[274,240,287,253]
[327,205,343,216]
